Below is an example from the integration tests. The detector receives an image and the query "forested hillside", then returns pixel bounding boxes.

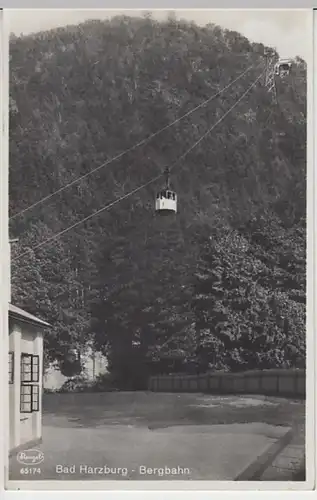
[9,15,306,387]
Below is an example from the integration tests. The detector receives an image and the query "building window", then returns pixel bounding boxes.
[32,385,39,412]
[9,352,14,384]
[32,355,39,382]
[20,385,39,413]
[21,354,39,383]
[20,353,40,413]
[20,384,32,413]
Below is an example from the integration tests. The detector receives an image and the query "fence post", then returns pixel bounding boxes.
[149,369,305,397]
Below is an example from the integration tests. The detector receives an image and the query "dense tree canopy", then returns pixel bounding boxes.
[9,15,306,384]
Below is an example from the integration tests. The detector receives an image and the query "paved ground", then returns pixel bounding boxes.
[259,426,306,481]
[8,391,305,483]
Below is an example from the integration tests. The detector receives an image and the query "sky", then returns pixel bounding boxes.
[8,9,311,61]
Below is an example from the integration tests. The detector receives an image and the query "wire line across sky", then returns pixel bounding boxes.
[12,64,265,262]
[10,62,255,221]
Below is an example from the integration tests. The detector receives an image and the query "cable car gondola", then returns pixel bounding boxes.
[155,168,177,215]
[155,167,177,215]
[274,58,292,77]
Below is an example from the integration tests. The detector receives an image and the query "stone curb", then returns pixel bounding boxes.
[259,442,305,481]
[235,427,294,481]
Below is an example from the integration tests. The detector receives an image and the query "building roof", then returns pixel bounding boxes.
[9,303,50,328]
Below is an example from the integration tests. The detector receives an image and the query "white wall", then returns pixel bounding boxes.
[9,321,21,451]
[84,351,108,379]
[9,319,43,452]
[43,365,67,390]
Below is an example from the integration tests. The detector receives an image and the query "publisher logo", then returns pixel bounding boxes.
[17,449,44,465]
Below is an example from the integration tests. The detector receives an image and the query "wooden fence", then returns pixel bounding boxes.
[148,368,305,398]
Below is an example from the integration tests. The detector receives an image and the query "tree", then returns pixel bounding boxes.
[192,221,305,371]
[9,16,306,379]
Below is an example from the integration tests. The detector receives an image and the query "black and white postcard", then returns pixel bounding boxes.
[2,7,314,492]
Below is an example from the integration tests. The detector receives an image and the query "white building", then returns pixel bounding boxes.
[8,303,50,456]
[43,347,108,391]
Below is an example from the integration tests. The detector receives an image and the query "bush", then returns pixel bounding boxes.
[58,372,121,393]
[43,387,58,394]
[58,375,93,393]
[90,372,119,392]
[59,358,82,378]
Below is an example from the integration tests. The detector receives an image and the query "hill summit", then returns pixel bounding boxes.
[9,15,306,386]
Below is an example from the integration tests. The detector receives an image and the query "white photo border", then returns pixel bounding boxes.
[1,5,315,500]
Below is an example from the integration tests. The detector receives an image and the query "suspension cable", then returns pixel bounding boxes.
[12,66,265,262]
[10,63,255,221]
